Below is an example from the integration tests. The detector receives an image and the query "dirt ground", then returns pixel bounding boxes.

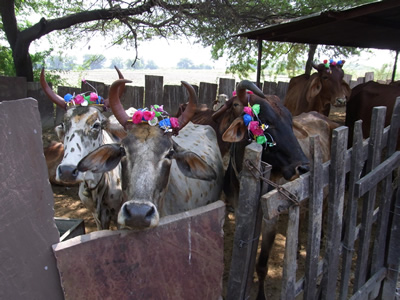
[46,105,347,299]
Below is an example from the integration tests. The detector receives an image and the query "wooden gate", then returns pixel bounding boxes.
[227,98,400,299]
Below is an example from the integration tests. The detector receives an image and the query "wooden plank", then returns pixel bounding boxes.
[144,75,163,107]
[371,98,400,298]
[339,121,365,300]
[121,85,144,109]
[280,205,300,300]
[226,143,263,300]
[218,78,235,96]
[198,82,217,108]
[319,126,348,300]
[263,81,277,96]
[354,152,400,198]
[349,267,387,300]
[303,136,324,300]
[364,72,374,82]
[380,183,400,299]
[162,85,185,114]
[353,107,386,292]
[276,81,289,102]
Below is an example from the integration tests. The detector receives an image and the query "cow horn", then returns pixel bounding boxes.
[177,81,197,130]
[108,79,132,129]
[311,62,319,70]
[40,68,67,110]
[236,80,265,105]
[103,66,126,109]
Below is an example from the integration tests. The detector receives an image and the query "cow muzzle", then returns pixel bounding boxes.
[118,201,160,230]
[335,97,347,107]
[282,163,310,181]
[56,164,83,183]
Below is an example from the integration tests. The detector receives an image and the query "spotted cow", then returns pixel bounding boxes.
[77,79,224,230]
[40,68,133,230]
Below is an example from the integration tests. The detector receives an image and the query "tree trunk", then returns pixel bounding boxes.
[14,46,34,82]
[305,44,317,75]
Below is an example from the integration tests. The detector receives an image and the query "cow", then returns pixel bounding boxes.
[40,67,132,230]
[43,141,66,186]
[284,60,351,116]
[345,80,400,148]
[76,79,224,230]
[213,93,229,111]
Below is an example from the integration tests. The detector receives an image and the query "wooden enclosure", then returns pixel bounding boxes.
[226,98,400,299]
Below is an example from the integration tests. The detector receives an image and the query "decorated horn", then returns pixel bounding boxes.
[236,80,265,105]
[40,68,67,110]
[108,79,132,129]
[177,81,197,131]
[103,66,126,109]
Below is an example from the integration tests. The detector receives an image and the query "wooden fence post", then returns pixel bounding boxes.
[145,75,163,107]
[218,78,235,96]
[199,82,218,108]
[226,142,263,300]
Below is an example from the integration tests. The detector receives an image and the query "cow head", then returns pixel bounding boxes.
[77,79,217,230]
[40,68,126,186]
[213,80,310,181]
[309,60,351,114]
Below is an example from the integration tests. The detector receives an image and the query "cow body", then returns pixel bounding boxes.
[43,141,67,186]
[284,62,351,116]
[345,81,400,148]
[78,80,223,230]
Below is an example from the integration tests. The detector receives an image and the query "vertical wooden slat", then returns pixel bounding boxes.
[353,107,386,292]
[370,98,400,298]
[121,85,144,109]
[263,81,277,96]
[380,184,400,299]
[303,135,324,300]
[339,121,364,300]
[144,75,163,107]
[319,126,348,300]
[280,205,300,300]
[162,85,186,114]
[226,143,263,300]
[198,82,217,108]
[276,81,289,102]
[218,78,235,96]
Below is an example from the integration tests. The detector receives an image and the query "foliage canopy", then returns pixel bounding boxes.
[1,0,377,81]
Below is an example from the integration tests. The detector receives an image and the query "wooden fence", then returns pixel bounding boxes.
[227,98,400,299]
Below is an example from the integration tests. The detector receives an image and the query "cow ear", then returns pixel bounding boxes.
[222,117,246,142]
[172,143,217,181]
[341,81,351,99]
[307,77,322,101]
[77,143,125,173]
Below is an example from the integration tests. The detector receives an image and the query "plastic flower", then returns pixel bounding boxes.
[143,110,155,121]
[170,117,179,128]
[159,118,171,129]
[243,114,252,126]
[132,110,144,124]
[256,135,267,145]
[252,104,260,115]
[89,92,98,103]
[64,93,73,102]
[243,106,253,116]
[74,94,84,105]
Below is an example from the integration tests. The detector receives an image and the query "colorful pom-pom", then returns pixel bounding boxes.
[64,93,73,102]
[323,59,328,64]
[256,135,267,145]
[74,94,84,104]
[243,114,252,126]
[252,104,260,115]
[132,110,143,124]
[159,118,171,129]
[143,110,155,121]
[89,92,98,103]
[243,106,253,117]
[170,117,179,128]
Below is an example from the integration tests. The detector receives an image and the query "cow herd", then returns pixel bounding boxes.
[41,60,400,299]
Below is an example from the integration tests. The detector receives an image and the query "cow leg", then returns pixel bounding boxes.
[256,216,278,300]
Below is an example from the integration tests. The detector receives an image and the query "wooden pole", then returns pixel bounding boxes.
[391,50,398,82]
[257,39,262,88]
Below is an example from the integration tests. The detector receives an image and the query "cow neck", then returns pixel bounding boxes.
[83,173,106,194]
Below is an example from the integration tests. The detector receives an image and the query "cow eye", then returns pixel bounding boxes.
[92,122,101,130]
[165,149,175,159]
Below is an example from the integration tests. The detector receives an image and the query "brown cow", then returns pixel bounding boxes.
[43,141,66,186]
[345,81,400,148]
[284,60,351,116]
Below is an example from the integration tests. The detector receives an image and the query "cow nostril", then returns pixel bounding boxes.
[145,206,156,219]
[72,168,79,178]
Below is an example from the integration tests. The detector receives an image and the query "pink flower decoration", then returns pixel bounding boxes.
[243,106,253,116]
[74,94,84,104]
[249,121,263,136]
[170,117,179,128]
[143,110,155,121]
[132,110,143,124]
[253,127,264,136]
[89,92,98,103]
[232,91,237,97]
